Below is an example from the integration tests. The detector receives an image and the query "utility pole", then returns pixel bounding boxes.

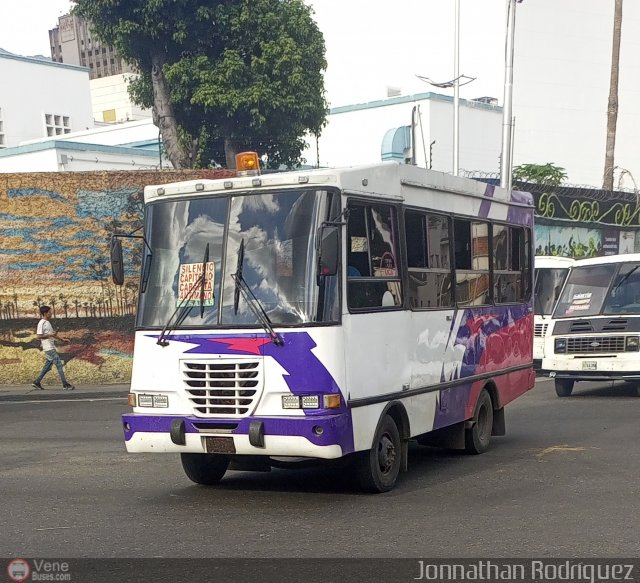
[453,0,460,176]
[500,0,520,189]
[603,0,623,191]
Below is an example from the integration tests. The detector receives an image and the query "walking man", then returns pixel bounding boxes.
[32,305,75,391]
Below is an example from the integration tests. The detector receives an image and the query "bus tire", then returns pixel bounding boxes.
[354,415,401,493]
[180,453,229,485]
[465,390,493,455]
[555,379,574,397]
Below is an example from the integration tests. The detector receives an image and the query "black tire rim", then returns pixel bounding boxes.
[377,432,396,475]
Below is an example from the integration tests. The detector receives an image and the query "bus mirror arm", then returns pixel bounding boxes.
[110,231,153,287]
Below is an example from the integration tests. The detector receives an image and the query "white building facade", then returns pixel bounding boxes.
[0,49,94,149]
[90,73,151,124]
[302,92,503,176]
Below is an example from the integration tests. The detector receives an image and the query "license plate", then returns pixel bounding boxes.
[582,361,597,371]
[204,436,236,454]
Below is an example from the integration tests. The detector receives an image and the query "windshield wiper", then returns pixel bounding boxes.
[157,245,211,347]
[612,265,640,294]
[199,243,210,318]
[232,238,284,347]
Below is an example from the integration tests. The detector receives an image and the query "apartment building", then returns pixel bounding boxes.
[49,14,134,80]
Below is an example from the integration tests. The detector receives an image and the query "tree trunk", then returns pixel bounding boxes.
[151,53,192,169]
[224,138,237,169]
[603,0,623,191]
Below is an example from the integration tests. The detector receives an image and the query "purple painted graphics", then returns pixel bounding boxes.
[146,332,342,397]
[434,304,530,429]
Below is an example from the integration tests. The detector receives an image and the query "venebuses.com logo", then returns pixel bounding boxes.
[6,559,30,583]
[5,559,71,582]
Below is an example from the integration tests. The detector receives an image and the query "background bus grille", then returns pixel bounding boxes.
[534,323,548,338]
[182,359,263,417]
[566,336,625,354]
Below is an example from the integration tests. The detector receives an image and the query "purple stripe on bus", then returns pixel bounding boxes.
[478,183,495,219]
[433,381,473,430]
[122,413,355,453]
[507,189,534,227]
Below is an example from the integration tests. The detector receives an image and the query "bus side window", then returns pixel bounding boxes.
[347,202,402,310]
[405,211,453,309]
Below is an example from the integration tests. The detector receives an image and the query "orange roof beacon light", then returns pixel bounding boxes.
[235,151,260,176]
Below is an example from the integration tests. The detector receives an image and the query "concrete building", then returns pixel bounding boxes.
[90,73,152,124]
[49,14,133,80]
[0,48,93,149]
[302,91,503,176]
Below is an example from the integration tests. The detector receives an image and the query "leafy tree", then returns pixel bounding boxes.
[512,163,567,187]
[72,0,328,169]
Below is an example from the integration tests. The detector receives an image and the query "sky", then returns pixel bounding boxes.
[0,0,510,108]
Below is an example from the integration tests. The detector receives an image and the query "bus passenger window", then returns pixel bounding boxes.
[405,211,452,309]
[347,202,402,310]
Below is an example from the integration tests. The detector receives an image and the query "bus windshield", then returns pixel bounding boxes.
[534,268,569,315]
[553,262,640,318]
[137,188,340,328]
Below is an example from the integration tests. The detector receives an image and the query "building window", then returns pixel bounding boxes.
[44,113,71,137]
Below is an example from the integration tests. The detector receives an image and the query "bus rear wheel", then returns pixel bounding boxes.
[181,453,229,485]
[465,390,493,455]
[555,379,574,397]
[354,415,402,493]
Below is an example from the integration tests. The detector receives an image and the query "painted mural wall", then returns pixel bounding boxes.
[0,170,227,386]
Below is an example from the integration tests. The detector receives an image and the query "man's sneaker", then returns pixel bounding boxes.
[63,384,75,391]
[31,381,44,390]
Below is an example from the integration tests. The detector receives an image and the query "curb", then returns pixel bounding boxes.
[0,390,129,402]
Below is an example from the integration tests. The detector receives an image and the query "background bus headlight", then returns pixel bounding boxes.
[554,338,567,353]
[625,336,640,352]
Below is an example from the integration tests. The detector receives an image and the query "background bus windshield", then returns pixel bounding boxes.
[553,262,640,318]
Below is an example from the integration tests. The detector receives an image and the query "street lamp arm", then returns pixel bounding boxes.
[415,74,477,88]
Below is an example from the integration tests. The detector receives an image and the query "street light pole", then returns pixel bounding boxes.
[500,0,519,189]
[453,0,460,176]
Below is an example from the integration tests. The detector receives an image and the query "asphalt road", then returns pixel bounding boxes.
[0,378,639,559]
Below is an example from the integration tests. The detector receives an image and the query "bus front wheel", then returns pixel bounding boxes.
[555,379,574,397]
[354,415,402,493]
[465,390,493,455]
[181,453,229,485]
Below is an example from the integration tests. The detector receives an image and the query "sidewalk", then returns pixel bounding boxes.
[0,383,130,402]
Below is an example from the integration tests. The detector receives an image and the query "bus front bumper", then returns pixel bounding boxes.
[122,413,353,459]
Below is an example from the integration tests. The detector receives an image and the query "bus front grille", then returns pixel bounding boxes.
[534,323,548,338]
[181,359,263,417]
[566,336,626,354]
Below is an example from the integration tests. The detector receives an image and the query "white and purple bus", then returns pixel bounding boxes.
[112,157,535,492]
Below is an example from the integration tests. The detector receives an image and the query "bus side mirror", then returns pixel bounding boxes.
[318,226,339,277]
[110,237,125,286]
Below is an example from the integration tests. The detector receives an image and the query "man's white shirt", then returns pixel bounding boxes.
[37,319,55,351]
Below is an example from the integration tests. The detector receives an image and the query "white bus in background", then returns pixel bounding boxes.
[533,256,574,368]
[543,253,640,397]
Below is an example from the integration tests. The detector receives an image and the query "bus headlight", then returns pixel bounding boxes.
[625,336,640,351]
[554,338,567,353]
[281,394,341,410]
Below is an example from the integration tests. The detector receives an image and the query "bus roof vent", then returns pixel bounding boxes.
[602,319,628,331]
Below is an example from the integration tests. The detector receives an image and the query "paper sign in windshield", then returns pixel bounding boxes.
[178,262,215,307]
[567,292,592,314]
